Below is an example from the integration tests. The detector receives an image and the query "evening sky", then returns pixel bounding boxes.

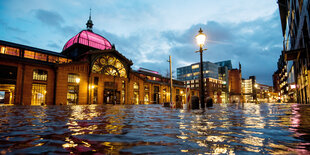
[0,0,282,85]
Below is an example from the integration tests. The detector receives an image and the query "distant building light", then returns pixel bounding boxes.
[192,64,199,69]
[255,84,258,88]
[290,84,296,89]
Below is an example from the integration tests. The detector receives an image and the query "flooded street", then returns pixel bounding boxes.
[1,103,310,154]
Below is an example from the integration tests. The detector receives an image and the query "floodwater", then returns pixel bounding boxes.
[0,103,310,154]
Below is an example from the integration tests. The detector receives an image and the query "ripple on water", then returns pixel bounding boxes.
[0,103,310,154]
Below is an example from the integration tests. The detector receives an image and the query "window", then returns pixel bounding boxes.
[31,84,46,105]
[68,74,80,83]
[122,81,126,104]
[94,77,99,85]
[144,84,149,104]
[34,52,47,61]
[67,74,80,105]
[144,85,149,91]
[163,88,167,102]
[133,82,139,104]
[133,82,139,90]
[48,55,58,63]
[33,69,47,81]
[92,55,127,78]
[59,57,68,64]
[24,50,35,59]
[67,85,78,105]
[0,46,20,56]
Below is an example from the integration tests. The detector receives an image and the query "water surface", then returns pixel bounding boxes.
[0,103,310,154]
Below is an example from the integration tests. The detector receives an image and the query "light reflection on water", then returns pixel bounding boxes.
[0,103,310,154]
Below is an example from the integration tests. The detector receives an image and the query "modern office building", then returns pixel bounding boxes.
[177,61,219,81]
[177,61,229,103]
[278,0,310,104]
[215,60,232,70]
[0,17,197,105]
[215,60,232,103]
[242,78,254,103]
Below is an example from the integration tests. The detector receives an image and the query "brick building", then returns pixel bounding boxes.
[228,64,242,103]
[0,17,197,105]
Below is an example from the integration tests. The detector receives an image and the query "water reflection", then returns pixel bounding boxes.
[0,103,310,154]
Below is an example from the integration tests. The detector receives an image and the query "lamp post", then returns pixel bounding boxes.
[195,28,208,108]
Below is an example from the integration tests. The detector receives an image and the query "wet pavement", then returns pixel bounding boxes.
[0,103,310,154]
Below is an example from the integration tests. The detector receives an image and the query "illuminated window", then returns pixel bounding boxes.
[92,55,127,78]
[133,82,139,104]
[133,82,139,90]
[31,84,46,105]
[68,74,80,83]
[33,69,47,81]
[59,57,67,64]
[144,85,149,91]
[144,84,149,104]
[48,55,58,63]
[192,64,199,69]
[0,46,20,56]
[0,45,4,54]
[24,50,35,59]
[34,52,47,61]
[67,85,78,105]
[122,81,126,104]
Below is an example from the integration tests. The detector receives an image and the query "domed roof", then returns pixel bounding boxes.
[62,30,112,52]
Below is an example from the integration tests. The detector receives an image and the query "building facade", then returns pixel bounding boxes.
[177,61,219,81]
[0,18,198,105]
[177,61,230,103]
[215,60,232,103]
[278,0,310,104]
[228,67,242,103]
[242,78,254,103]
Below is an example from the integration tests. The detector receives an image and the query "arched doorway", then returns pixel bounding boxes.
[91,54,128,104]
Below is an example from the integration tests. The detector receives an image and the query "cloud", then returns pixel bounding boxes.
[160,11,282,85]
[33,9,78,37]
[92,11,282,85]
[34,9,64,27]
[47,42,61,50]
[14,37,31,44]
[0,19,26,33]
[0,0,281,85]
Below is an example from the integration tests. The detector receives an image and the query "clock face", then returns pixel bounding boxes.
[92,55,127,78]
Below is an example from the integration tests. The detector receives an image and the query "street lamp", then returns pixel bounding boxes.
[195,28,210,108]
[75,77,80,84]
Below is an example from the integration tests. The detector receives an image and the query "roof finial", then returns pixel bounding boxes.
[89,8,91,20]
[86,8,93,32]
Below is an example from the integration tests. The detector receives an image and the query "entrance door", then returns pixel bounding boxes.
[0,85,15,105]
[104,89,120,104]
[0,65,17,105]
[153,86,160,104]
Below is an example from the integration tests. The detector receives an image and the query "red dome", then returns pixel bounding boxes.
[62,30,112,51]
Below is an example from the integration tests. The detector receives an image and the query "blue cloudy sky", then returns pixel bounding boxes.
[0,0,282,85]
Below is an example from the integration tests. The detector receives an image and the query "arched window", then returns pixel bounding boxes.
[92,55,127,78]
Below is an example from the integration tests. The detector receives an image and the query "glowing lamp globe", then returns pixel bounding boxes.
[195,28,206,47]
